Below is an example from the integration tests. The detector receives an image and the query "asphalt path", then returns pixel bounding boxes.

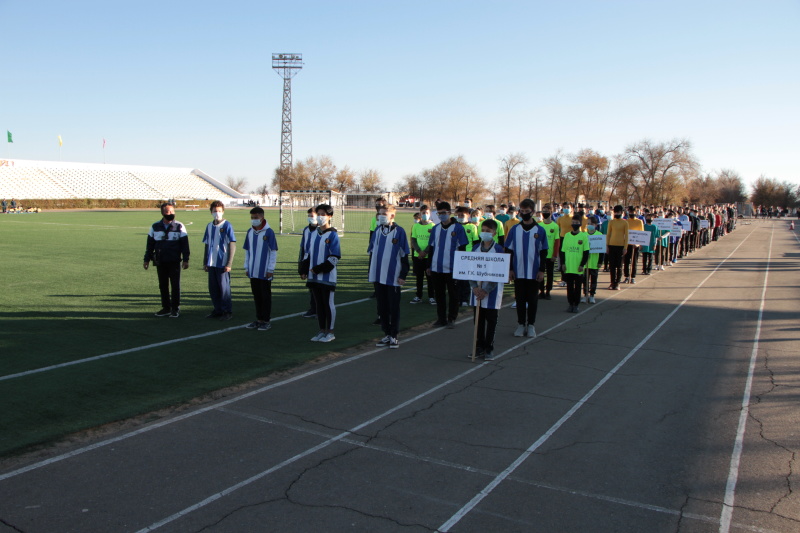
[1,220,798,533]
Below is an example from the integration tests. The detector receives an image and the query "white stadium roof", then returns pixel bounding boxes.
[0,159,245,200]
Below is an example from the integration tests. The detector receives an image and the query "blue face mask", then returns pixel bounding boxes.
[597,210,604,215]
[587,225,596,232]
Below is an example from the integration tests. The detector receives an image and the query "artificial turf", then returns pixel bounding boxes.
[0,208,447,457]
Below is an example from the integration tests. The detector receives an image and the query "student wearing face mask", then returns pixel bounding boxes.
[468,219,507,361]
[298,208,318,318]
[641,216,658,275]
[560,214,589,313]
[424,202,469,328]
[368,198,388,318]
[410,205,436,305]
[143,202,190,318]
[605,205,629,290]
[623,206,644,284]
[470,207,483,226]
[369,205,410,349]
[300,204,341,343]
[495,204,511,225]
[202,200,237,321]
[482,205,506,245]
[456,205,479,305]
[582,216,601,304]
[505,198,548,337]
[243,207,278,331]
[538,205,559,300]
[504,206,520,236]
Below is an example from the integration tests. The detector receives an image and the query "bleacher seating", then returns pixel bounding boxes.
[0,160,242,200]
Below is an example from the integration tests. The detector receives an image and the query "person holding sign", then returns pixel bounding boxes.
[468,219,507,361]
[539,206,559,300]
[641,217,658,275]
[425,202,469,328]
[582,216,602,303]
[606,205,629,290]
[560,214,590,313]
[505,198,548,338]
[369,205,410,349]
[623,206,644,284]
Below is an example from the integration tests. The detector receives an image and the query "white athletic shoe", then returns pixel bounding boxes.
[580,296,587,303]
[526,325,536,338]
[376,335,392,347]
[558,281,567,287]
[410,296,422,304]
[310,332,325,342]
[589,296,596,304]
[429,298,437,305]
[511,302,517,309]
[318,332,336,343]
[514,324,525,337]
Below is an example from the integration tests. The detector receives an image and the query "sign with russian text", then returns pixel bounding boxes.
[700,219,709,229]
[589,234,606,253]
[628,230,651,246]
[654,218,673,231]
[453,252,510,283]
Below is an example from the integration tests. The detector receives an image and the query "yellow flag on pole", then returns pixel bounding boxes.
[58,135,63,147]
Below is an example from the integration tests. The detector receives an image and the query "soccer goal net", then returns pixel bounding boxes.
[279,190,345,234]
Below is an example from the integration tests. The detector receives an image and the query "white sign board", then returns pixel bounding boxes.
[654,218,673,231]
[672,222,684,233]
[628,230,651,246]
[453,252,510,283]
[589,234,606,253]
[700,219,709,229]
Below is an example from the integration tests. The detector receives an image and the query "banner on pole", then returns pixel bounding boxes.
[654,218,673,231]
[588,234,606,253]
[628,230,651,246]
[453,252,510,283]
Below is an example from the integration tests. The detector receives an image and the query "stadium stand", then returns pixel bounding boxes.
[0,159,244,201]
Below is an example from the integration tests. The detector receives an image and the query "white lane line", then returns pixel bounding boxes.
[220,408,779,533]
[719,225,774,533]
[0,295,377,382]
[0,226,752,484]
[438,225,756,532]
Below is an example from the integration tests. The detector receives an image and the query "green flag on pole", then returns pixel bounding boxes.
[6,131,11,143]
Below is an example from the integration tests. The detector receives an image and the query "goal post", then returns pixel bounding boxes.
[279,190,345,234]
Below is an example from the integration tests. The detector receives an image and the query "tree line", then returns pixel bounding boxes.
[228,138,798,208]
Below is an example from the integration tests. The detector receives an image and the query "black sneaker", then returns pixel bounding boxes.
[544,293,552,300]
[155,308,171,317]
[219,312,233,321]
[169,308,180,318]
[388,337,399,349]
[302,310,316,318]
[372,317,382,325]
[205,312,222,319]
[446,320,456,329]
[484,351,495,361]
[538,292,545,299]
[257,322,272,331]
[246,321,259,329]
[432,320,447,328]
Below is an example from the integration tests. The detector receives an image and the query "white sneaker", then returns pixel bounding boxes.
[526,325,536,338]
[310,332,325,342]
[558,281,567,287]
[410,296,422,304]
[388,337,399,349]
[589,296,596,304]
[580,296,587,303]
[514,324,525,337]
[376,335,391,347]
[511,301,517,309]
[429,298,436,305]
[318,332,336,343]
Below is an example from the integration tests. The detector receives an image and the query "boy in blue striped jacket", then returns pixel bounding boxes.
[299,204,341,343]
[368,205,410,349]
[243,207,278,331]
[202,201,237,321]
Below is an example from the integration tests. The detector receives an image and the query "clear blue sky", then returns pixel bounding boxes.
[2,0,798,192]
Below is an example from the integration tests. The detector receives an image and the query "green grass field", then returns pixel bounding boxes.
[0,208,449,458]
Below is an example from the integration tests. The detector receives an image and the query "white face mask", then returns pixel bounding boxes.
[250,218,262,227]
[307,216,317,225]
[470,216,479,223]
[485,213,494,219]
[213,211,224,221]
[498,209,506,215]
[457,216,468,224]
[377,215,389,226]
[421,213,430,221]
[479,231,494,242]
[317,215,328,226]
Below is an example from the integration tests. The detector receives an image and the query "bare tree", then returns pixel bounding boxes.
[623,138,698,205]
[270,155,338,191]
[715,169,746,203]
[331,166,356,192]
[358,169,384,192]
[542,150,567,204]
[498,153,528,204]
[225,175,248,193]
[251,184,270,198]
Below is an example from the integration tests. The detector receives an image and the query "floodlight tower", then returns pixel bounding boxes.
[272,53,303,171]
